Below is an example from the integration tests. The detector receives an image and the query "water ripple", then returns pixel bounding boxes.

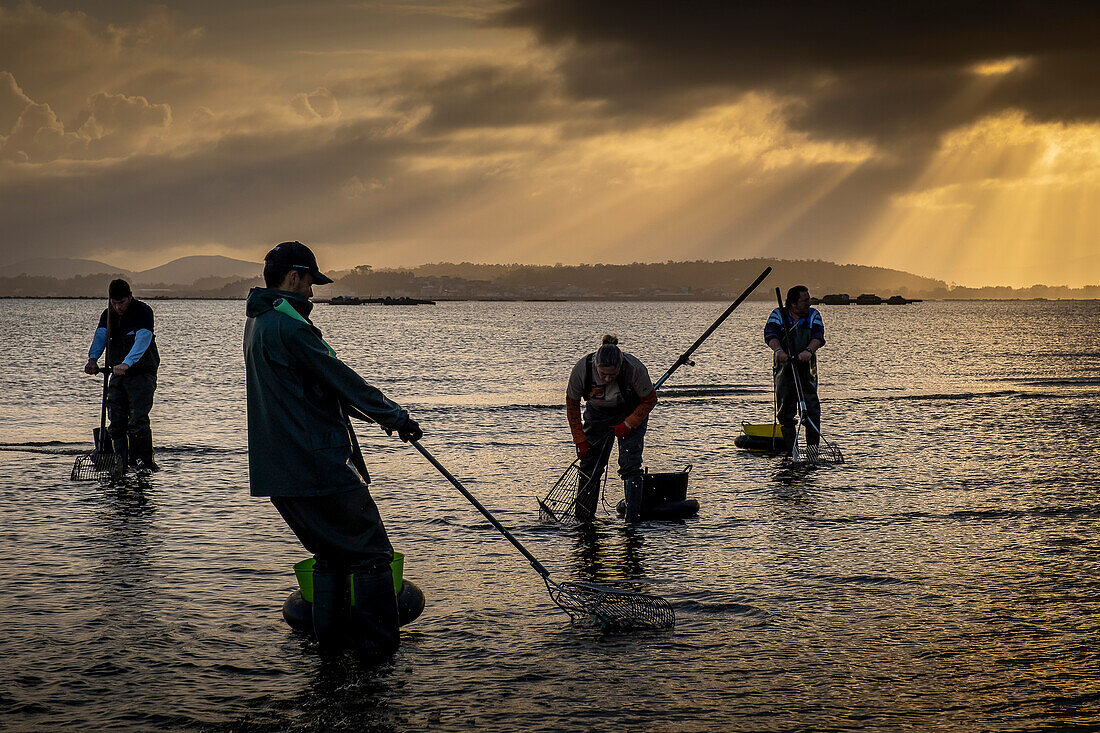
[1,299,1098,732]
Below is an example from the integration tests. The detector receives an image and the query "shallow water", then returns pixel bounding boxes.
[1,298,1098,731]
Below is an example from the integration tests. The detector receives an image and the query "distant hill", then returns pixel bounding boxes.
[2,256,1096,299]
[8,255,260,286]
[11,257,130,279]
[132,255,260,285]
[342,259,952,300]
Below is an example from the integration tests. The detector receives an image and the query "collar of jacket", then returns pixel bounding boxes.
[272,297,337,358]
[786,308,811,329]
[246,287,313,316]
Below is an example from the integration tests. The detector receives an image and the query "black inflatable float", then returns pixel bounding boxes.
[734,423,787,455]
[616,466,699,520]
[282,580,425,633]
[283,554,425,634]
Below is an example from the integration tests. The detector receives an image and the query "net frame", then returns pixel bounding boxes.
[546,578,676,631]
[537,436,614,524]
[70,450,126,483]
[791,432,844,465]
[411,439,676,632]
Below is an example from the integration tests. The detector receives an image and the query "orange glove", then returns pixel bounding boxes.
[613,423,631,439]
[576,441,590,459]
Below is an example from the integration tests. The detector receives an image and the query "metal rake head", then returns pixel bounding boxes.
[801,442,844,465]
[70,451,125,483]
[796,435,844,464]
[547,579,675,631]
[538,460,601,525]
[537,466,579,523]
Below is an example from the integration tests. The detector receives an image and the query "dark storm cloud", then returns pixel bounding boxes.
[989,53,1100,123]
[0,110,539,260]
[327,62,573,135]
[405,64,564,132]
[0,117,414,255]
[790,67,975,150]
[500,0,1100,144]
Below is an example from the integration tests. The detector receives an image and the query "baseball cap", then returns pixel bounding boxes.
[264,241,334,285]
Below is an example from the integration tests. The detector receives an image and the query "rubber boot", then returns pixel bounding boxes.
[111,436,129,471]
[130,429,159,472]
[311,569,349,654]
[624,476,644,524]
[804,417,821,447]
[574,474,599,524]
[780,421,797,457]
[350,567,400,659]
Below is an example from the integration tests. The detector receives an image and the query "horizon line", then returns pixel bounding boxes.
[8,254,1097,291]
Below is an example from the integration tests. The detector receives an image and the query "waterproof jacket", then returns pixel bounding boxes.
[244,287,409,497]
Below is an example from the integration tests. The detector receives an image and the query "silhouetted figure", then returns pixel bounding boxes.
[765,285,825,454]
[83,279,160,472]
[244,241,422,657]
[566,335,657,523]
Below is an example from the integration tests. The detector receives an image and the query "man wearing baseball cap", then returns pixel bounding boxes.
[244,241,421,657]
[261,240,335,285]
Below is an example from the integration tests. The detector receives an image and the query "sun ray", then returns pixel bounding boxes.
[852,56,1100,289]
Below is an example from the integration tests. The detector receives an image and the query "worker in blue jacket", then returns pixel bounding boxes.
[244,241,421,657]
[84,279,160,471]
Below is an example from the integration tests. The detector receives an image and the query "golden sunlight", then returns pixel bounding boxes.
[854,112,1100,287]
[970,57,1026,76]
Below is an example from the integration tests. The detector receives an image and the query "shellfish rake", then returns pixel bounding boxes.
[412,440,675,630]
[70,446,125,483]
[72,310,126,484]
[797,439,844,465]
[536,435,614,525]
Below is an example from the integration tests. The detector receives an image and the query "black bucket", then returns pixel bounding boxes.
[616,465,697,520]
[642,465,691,509]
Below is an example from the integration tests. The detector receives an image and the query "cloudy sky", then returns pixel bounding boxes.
[2,1,1098,286]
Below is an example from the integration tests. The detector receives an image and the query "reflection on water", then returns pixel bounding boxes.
[569,524,648,584]
[0,298,1098,731]
[286,658,403,733]
[772,460,820,488]
[92,483,160,657]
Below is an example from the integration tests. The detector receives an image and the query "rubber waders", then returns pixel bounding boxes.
[310,570,348,654]
[351,567,400,657]
[624,475,644,524]
[781,420,798,455]
[805,415,821,447]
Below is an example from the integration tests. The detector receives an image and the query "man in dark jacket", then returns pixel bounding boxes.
[84,278,160,471]
[244,241,421,657]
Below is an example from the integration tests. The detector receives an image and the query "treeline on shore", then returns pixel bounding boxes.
[2,260,1097,300]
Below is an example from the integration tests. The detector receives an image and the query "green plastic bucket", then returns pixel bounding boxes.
[293,552,404,604]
